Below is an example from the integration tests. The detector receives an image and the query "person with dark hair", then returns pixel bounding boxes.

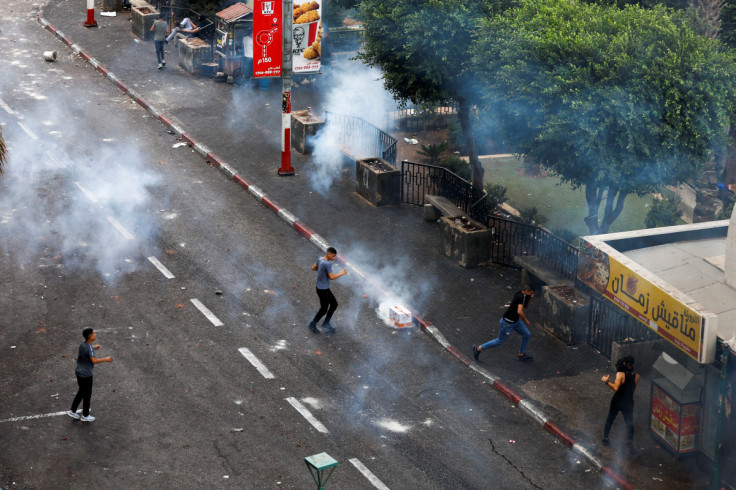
[67,328,113,422]
[150,13,169,69]
[601,355,640,454]
[308,246,347,333]
[472,285,535,361]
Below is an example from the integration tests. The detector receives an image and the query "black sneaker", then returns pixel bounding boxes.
[308,322,320,334]
[602,438,610,446]
[472,345,480,361]
[322,324,336,333]
[517,354,534,361]
[627,442,638,456]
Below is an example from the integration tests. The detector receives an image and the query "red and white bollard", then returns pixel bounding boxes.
[278,82,295,176]
[83,0,97,27]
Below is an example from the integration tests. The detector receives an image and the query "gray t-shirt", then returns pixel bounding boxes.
[153,19,168,41]
[316,257,332,290]
[75,342,95,378]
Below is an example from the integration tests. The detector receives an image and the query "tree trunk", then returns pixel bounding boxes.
[458,98,483,192]
[584,183,603,234]
[599,188,628,234]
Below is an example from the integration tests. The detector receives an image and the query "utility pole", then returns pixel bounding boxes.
[278,0,295,176]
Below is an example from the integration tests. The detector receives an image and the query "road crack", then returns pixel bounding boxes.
[489,437,544,489]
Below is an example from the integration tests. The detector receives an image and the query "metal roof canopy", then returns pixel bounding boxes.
[216,2,253,23]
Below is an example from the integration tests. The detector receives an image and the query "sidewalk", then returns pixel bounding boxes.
[37,3,709,488]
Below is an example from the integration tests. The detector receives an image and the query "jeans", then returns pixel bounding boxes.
[155,40,165,64]
[312,288,337,325]
[71,375,93,417]
[480,318,530,354]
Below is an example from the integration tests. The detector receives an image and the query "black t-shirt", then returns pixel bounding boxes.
[503,291,530,322]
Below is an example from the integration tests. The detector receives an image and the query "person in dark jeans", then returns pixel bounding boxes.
[308,247,347,333]
[150,13,169,69]
[601,356,640,454]
[67,328,113,422]
[472,285,535,361]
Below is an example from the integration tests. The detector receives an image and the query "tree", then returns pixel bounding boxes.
[0,128,5,176]
[474,0,736,234]
[357,0,498,192]
[646,193,682,227]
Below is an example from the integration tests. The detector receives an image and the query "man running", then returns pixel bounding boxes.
[473,285,535,361]
[308,247,347,334]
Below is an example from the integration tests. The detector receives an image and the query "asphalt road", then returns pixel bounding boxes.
[0,1,613,488]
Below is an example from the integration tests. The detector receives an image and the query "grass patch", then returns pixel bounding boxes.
[482,156,655,237]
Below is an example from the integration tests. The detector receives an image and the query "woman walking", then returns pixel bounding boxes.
[601,355,640,455]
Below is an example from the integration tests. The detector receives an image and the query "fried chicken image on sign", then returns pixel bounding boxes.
[295,10,320,24]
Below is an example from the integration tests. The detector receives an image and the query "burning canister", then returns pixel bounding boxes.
[43,51,57,62]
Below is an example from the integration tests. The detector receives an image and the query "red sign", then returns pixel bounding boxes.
[253,0,282,78]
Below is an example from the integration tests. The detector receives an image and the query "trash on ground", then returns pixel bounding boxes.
[172,142,186,148]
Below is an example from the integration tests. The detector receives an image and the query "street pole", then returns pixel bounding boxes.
[278,0,295,176]
[83,0,97,27]
[710,345,730,490]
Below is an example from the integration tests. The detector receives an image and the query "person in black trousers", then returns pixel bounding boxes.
[308,247,347,333]
[67,328,113,422]
[601,355,640,454]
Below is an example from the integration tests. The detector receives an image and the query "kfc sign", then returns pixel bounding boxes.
[253,0,282,78]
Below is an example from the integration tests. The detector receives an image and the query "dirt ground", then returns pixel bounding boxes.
[393,129,449,163]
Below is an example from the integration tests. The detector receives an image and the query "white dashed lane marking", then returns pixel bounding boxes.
[0,97,15,115]
[17,121,37,140]
[285,397,328,433]
[147,256,175,279]
[75,182,98,203]
[349,458,391,489]
[190,298,223,326]
[238,347,275,379]
[107,216,134,239]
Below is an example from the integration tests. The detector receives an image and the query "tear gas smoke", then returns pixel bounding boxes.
[308,62,397,194]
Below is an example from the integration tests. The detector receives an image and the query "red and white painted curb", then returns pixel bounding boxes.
[37,13,636,490]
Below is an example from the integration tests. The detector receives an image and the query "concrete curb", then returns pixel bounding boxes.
[36,12,636,490]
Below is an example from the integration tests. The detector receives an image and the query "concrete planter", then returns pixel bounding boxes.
[439,216,491,268]
[131,5,157,41]
[536,285,589,345]
[355,158,400,207]
[291,110,325,155]
[101,0,123,11]
[177,38,211,74]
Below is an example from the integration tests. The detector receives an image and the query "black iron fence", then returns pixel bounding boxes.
[587,294,659,358]
[324,111,397,165]
[387,105,459,132]
[327,26,364,52]
[487,216,580,281]
[400,160,476,214]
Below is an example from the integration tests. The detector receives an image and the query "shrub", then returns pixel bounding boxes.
[417,142,449,165]
[517,206,548,227]
[439,154,471,181]
[645,194,682,228]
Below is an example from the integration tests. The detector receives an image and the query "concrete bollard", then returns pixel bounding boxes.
[43,51,57,61]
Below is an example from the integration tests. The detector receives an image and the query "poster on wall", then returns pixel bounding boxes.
[291,0,322,73]
[253,0,283,78]
[577,241,705,362]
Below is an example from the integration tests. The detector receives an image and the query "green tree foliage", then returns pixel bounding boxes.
[517,206,548,226]
[645,194,682,227]
[474,0,736,234]
[357,0,491,191]
[417,142,449,165]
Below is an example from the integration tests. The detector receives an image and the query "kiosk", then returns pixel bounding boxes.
[214,2,253,84]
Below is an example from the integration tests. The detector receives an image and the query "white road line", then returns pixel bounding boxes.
[47,151,67,169]
[190,298,224,327]
[147,256,175,279]
[285,397,328,433]
[17,121,37,140]
[75,182,98,203]
[238,347,275,379]
[0,97,15,115]
[0,411,68,423]
[107,216,134,240]
[349,458,391,490]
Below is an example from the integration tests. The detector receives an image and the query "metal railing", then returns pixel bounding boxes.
[400,160,476,213]
[327,26,365,52]
[387,105,459,132]
[324,111,397,165]
[587,294,659,358]
[487,216,580,281]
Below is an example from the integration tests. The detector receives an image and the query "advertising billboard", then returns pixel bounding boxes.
[253,0,283,78]
[578,241,707,362]
[291,0,322,73]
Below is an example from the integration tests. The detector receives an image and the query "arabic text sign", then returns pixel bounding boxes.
[604,254,703,361]
[253,0,282,78]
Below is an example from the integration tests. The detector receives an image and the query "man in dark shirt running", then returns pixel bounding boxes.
[308,247,347,334]
[67,328,113,422]
[472,285,535,361]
